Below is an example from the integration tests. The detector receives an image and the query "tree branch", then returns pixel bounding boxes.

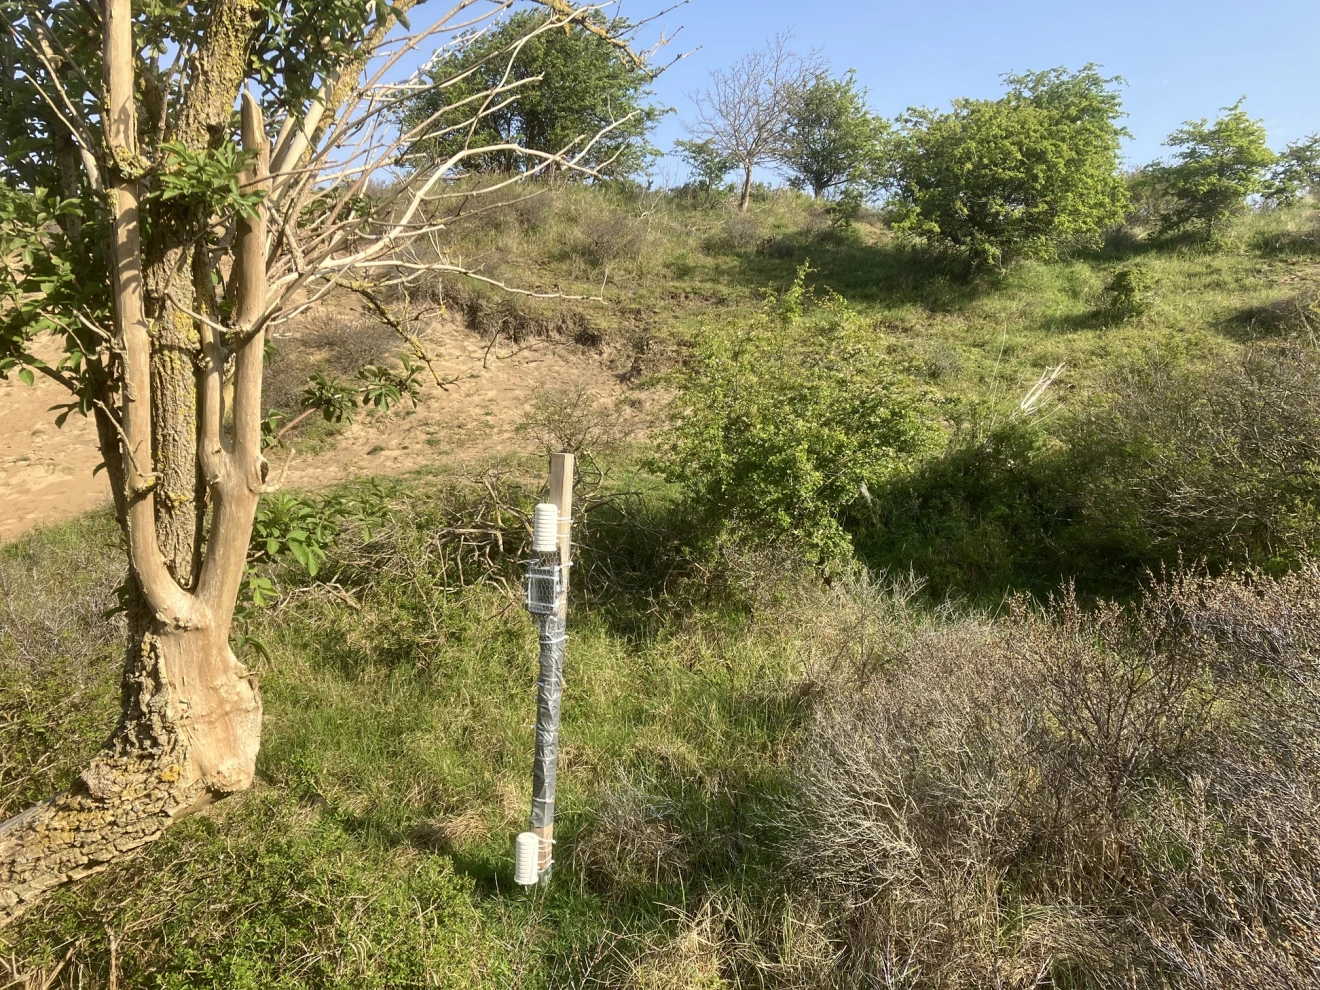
[104,0,192,624]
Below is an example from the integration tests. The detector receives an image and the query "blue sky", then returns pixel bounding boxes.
[632,0,1320,183]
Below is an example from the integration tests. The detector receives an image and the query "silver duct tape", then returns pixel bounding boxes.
[530,613,567,830]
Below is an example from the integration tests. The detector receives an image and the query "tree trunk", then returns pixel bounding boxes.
[739,164,753,213]
[0,615,260,926]
[0,7,271,917]
[147,269,206,586]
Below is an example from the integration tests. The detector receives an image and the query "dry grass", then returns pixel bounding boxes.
[570,776,691,891]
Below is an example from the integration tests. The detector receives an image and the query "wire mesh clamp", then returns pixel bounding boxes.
[523,562,565,616]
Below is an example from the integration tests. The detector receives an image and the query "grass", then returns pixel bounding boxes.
[422,183,1319,406]
[0,472,810,987]
[8,485,1320,987]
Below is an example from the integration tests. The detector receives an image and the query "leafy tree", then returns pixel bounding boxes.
[1124,167,1178,227]
[660,266,938,565]
[777,69,886,199]
[886,66,1130,268]
[0,0,647,921]
[1151,99,1275,235]
[673,138,737,194]
[1265,133,1320,206]
[686,34,825,212]
[401,10,662,177]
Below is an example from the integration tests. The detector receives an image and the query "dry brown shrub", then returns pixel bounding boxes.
[785,563,1320,988]
[570,200,653,269]
[517,379,635,458]
[704,211,762,254]
[570,777,691,892]
[1075,341,1320,568]
[262,308,400,413]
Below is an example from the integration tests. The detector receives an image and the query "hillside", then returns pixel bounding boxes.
[3,187,1320,987]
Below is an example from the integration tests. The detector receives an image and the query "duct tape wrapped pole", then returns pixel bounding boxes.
[516,453,574,887]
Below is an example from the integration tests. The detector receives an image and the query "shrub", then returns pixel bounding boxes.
[860,340,1320,600]
[658,266,939,565]
[1074,341,1320,571]
[705,210,762,253]
[569,195,651,269]
[1101,263,1156,318]
[1149,99,1275,237]
[673,138,737,198]
[855,416,1077,600]
[516,379,634,457]
[825,185,866,231]
[786,563,1320,987]
[887,66,1129,267]
[1263,132,1320,206]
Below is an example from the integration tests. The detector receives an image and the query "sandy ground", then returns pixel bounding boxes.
[0,340,109,543]
[0,318,639,544]
[274,317,639,491]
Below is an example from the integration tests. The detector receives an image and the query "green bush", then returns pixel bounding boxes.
[886,65,1129,267]
[1102,263,1156,318]
[1149,99,1275,236]
[659,266,939,565]
[859,339,1320,600]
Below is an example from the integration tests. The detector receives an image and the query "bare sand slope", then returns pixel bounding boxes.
[1,319,637,543]
[275,316,637,492]
[0,341,109,543]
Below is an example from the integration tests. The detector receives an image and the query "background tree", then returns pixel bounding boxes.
[1265,133,1320,206]
[673,137,736,195]
[0,0,654,923]
[685,34,824,212]
[400,9,663,177]
[777,68,886,199]
[1151,99,1275,235]
[885,65,1129,268]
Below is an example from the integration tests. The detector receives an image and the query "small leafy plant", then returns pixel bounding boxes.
[1102,264,1156,319]
[151,142,267,219]
[301,372,359,424]
[358,356,423,411]
[238,484,388,623]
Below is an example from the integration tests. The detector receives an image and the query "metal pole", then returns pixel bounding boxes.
[530,453,573,884]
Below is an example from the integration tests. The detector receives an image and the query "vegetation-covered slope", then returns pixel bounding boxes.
[4,188,1320,986]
